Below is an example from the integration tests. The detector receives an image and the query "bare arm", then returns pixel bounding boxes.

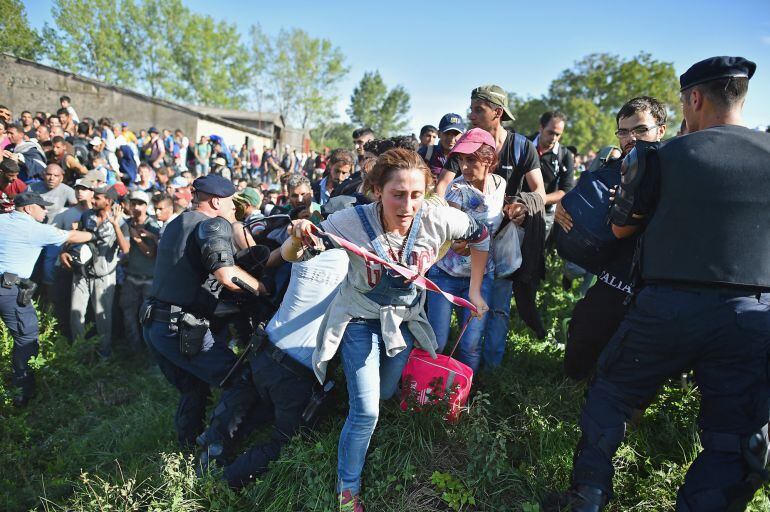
[524,168,546,201]
[435,169,454,197]
[544,189,566,206]
[468,247,489,319]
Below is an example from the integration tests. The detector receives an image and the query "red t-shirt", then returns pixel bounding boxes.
[0,178,27,212]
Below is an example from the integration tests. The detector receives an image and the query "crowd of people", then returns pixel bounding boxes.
[1,55,769,512]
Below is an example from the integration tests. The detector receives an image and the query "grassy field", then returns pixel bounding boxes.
[2,260,769,511]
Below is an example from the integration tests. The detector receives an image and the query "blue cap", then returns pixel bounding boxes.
[438,113,465,133]
[192,175,236,198]
[680,56,756,91]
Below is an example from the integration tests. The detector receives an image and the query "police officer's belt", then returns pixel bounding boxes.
[0,273,33,289]
[250,333,313,381]
[148,306,173,323]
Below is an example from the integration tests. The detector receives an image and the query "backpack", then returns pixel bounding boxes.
[72,138,91,167]
[281,153,292,171]
[554,159,621,272]
[498,132,527,193]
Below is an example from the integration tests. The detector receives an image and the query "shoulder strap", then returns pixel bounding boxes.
[401,207,423,261]
[354,205,389,260]
[513,132,525,168]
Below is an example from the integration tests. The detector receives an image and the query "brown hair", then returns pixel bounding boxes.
[467,144,498,171]
[363,148,432,195]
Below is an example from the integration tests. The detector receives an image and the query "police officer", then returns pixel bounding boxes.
[0,191,98,406]
[142,174,265,448]
[566,57,770,511]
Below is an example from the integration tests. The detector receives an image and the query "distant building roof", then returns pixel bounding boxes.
[192,105,285,129]
[2,53,273,139]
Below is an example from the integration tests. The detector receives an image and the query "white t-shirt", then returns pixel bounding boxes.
[437,173,506,277]
[269,249,348,368]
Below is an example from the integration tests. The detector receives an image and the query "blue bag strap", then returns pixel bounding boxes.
[513,132,524,168]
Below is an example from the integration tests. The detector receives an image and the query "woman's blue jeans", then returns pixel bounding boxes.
[337,319,413,496]
[425,266,492,371]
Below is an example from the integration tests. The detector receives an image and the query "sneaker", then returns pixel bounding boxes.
[339,490,364,512]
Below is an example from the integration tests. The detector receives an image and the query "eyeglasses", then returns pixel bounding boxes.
[615,125,660,138]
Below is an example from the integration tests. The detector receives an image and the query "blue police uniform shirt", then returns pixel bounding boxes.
[0,211,69,278]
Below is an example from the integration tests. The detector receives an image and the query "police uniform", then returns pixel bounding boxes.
[0,193,71,405]
[142,175,251,447]
[569,57,770,511]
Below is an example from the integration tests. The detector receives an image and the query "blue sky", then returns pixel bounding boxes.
[23,0,770,132]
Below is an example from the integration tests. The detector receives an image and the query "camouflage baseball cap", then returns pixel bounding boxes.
[471,84,515,121]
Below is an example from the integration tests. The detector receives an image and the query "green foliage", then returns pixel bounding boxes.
[310,121,355,152]
[45,0,250,108]
[0,0,43,59]
[3,261,770,511]
[251,26,349,129]
[45,0,136,86]
[508,52,680,154]
[430,471,476,510]
[347,71,411,137]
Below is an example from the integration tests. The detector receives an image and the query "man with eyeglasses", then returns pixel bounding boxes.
[555,96,666,384]
[564,57,770,512]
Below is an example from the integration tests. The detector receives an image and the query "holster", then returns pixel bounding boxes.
[17,279,37,307]
[170,306,209,357]
[301,380,335,428]
[139,299,153,326]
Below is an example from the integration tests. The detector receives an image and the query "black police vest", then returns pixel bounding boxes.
[642,125,770,288]
[150,210,218,312]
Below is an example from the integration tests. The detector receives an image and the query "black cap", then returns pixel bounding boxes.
[192,175,236,198]
[14,191,53,208]
[0,158,20,174]
[680,56,756,91]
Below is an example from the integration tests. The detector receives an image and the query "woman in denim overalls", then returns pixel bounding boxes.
[282,149,489,511]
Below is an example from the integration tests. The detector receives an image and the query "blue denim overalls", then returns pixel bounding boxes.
[354,205,423,307]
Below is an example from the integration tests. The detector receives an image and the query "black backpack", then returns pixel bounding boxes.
[72,138,91,168]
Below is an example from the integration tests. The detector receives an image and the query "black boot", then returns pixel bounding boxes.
[12,372,36,408]
[569,485,607,512]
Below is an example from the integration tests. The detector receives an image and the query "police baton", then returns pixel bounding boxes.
[218,276,260,387]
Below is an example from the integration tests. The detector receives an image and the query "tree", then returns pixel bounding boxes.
[251,26,348,128]
[172,14,250,108]
[45,0,137,86]
[508,53,680,153]
[0,0,43,59]
[122,0,186,99]
[310,120,354,151]
[548,52,680,151]
[347,71,410,137]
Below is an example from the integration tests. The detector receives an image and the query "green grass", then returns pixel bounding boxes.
[2,259,769,511]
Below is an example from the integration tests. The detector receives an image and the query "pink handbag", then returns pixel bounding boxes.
[400,346,473,423]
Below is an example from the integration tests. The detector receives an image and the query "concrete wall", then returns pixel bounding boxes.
[1,55,268,147]
[2,55,200,137]
[195,119,272,151]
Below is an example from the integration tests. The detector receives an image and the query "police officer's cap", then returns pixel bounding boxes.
[192,175,236,198]
[680,56,756,91]
[14,191,54,208]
